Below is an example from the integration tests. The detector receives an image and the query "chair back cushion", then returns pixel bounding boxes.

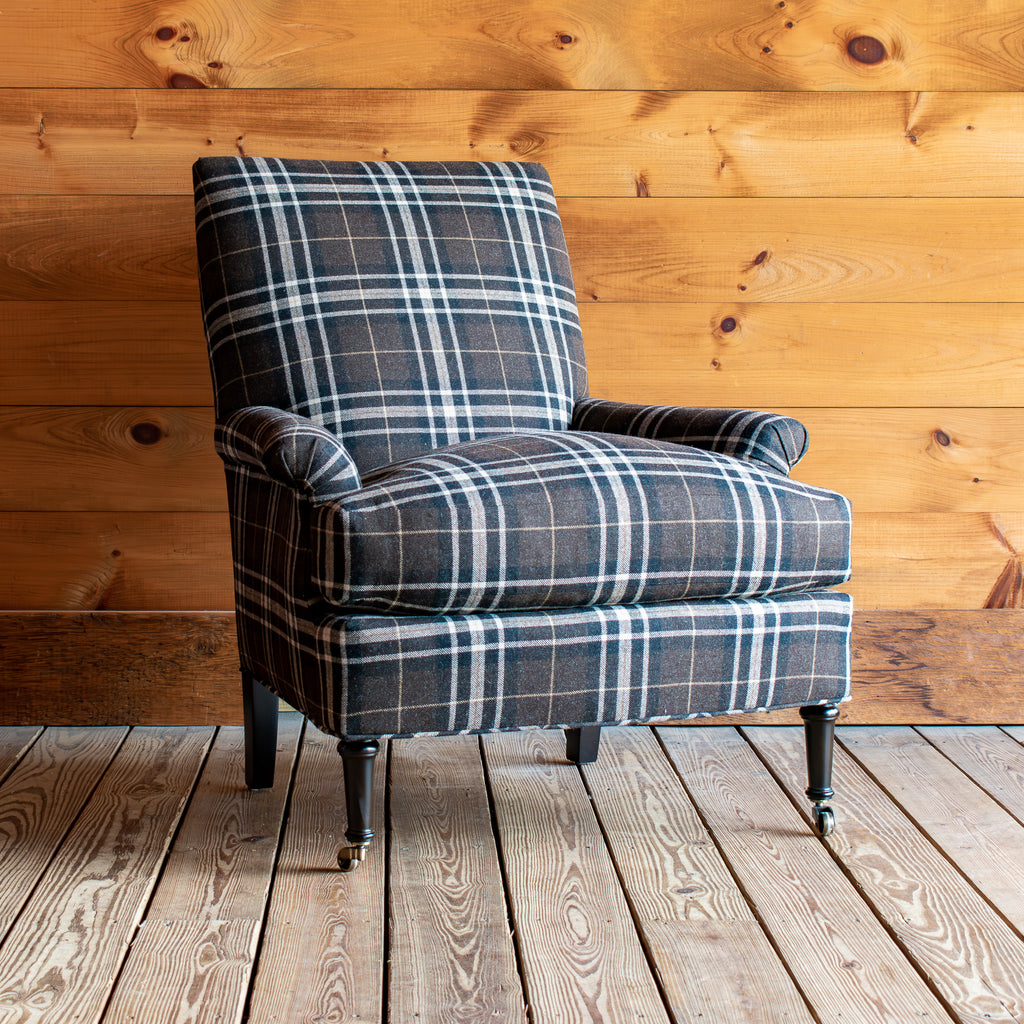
[194,157,588,474]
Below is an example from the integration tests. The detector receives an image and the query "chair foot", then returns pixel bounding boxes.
[565,725,602,764]
[336,738,379,871]
[800,703,840,837]
[242,672,279,789]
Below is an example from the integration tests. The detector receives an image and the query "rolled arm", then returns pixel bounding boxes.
[214,406,361,501]
[571,398,809,475]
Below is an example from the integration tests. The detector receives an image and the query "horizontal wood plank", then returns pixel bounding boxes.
[0,512,232,610]
[6,197,1024,304]
[3,510,1021,612]
[1,609,1021,727]
[4,406,1023,514]
[7,300,1024,410]
[1,3,1023,89]
[4,90,1024,198]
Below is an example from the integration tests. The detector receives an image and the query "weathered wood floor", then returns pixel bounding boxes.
[2,721,1024,1022]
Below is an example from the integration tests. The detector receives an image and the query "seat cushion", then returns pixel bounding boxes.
[311,430,851,615]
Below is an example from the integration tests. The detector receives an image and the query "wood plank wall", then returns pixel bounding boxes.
[2,1,1023,724]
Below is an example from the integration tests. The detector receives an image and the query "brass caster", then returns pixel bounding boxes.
[337,843,369,872]
[813,804,836,838]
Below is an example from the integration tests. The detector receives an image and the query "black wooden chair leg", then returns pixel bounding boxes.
[800,703,840,837]
[337,738,380,871]
[242,672,279,790]
[565,725,602,764]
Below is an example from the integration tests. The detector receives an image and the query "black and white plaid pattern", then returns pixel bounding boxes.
[195,157,588,476]
[311,429,851,614]
[194,158,854,741]
[573,399,809,475]
[316,592,852,737]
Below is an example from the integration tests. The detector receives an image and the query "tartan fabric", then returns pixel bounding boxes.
[572,398,809,476]
[311,429,851,614]
[215,406,361,500]
[317,592,853,737]
[196,157,854,740]
[194,156,588,476]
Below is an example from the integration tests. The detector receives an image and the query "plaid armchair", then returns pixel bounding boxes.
[194,158,852,869]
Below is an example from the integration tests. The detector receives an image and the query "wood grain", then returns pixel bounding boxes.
[483,730,669,1024]
[246,725,386,1024]
[0,512,232,610]
[0,407,222,513]
[581,727,814,1021]
[746,725,1024,1022]
[2,610,1023,727]
[657,726,952,1021]
[6,197,1024,305]
[0,301,209,405]
[4,90,1024,198]
[2,510,1020,612]
[3,406,1023,515]
[0,728,127,942]
[1,2,1023,89]
[916,726,1024,825]
[0,728,42,785]
[389,736,526,1023]
[582,302,1024,409]
[0,727,212,1024]
[7,300,1024,409]
[102,719,302,1024]
[840,726,1024,934]
[0,612,241,726]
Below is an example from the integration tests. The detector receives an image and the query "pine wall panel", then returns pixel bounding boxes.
[1,2,1022,723]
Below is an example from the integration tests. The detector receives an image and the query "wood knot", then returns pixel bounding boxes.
[753,249,769,266]
[130,421,163,446]
[556,33,574,47]
[847,35,887,65]
[169,73,207,89]
[933,429,951,447]
[155,26,176,41]
[719,316,737,333]
[635,175,650,198]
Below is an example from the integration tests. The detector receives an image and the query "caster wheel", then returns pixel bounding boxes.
[337,844,367,872]
[813,805,836,838]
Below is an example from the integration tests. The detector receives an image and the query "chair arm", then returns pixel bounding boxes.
[571,398,809,475]
[214,406,361,501]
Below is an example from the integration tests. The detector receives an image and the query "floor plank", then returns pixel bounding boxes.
[483,730,670,1024]
[103,718,303,1024]
[657,727,953,1023]
[581,727,814,1021]
[0,727,42,784]
[918,726,1024,824]
[840,726,1024,936]
[0,727,127,943]
[0,727,213,1024]
[747,725,1024,1023]
[245,726,386,1024]
[389,736,526,1023]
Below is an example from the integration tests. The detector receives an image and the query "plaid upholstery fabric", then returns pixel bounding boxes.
[216,406,361,500]
[195,157,587,476]
[572,398,808,476]
[311,429,851,614]
[317,592,852,737]
[197,157,854,740]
